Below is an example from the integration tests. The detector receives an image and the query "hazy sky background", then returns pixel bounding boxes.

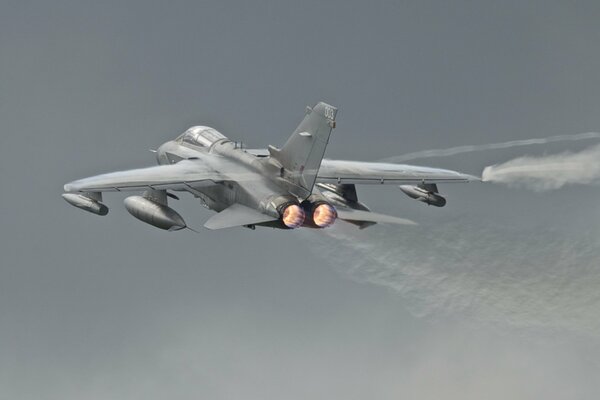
[2,1,600,399]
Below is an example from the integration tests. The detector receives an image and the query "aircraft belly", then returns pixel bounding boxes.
[189,177,288,214]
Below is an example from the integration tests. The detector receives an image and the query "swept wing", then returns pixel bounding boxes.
[317,159,479,185]
[64,159,226,193]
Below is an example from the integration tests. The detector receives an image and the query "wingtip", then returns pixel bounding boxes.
[462,173,482,182]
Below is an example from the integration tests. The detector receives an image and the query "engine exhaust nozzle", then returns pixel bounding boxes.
[281,204,305,228]
[312,203,337,228]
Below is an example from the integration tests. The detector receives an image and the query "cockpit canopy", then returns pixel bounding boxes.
[178,126,227,148]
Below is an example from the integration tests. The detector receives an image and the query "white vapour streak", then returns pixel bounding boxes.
[380,132,600,163]
[308,218,600,337]
[482,143,600,191]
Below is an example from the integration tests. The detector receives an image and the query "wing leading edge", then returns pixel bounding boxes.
[317,159,480,185]
[64,159,227,193]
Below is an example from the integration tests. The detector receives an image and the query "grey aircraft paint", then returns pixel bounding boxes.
[6,2,600,399]
[63,102,477,231]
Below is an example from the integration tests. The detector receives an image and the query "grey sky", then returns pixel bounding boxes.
[2,1,600,399]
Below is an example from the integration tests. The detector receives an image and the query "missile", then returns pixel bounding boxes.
[124,196,186,231]
[62,193,109,216]
[399,185,446,207]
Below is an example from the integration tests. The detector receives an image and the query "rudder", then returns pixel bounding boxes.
[269,102,337,198]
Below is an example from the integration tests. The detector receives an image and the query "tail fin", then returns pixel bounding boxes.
[269,102,337,198]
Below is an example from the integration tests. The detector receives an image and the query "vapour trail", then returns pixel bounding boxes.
[307,218,600,338]
[380,132,600,163]
[482,143,600,191]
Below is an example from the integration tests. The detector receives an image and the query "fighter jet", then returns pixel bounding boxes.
[63,102,478,231]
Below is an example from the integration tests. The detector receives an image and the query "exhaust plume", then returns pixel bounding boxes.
[305,132,600,337]
[380,132,600,163]
[307,218,600,337]
[482,143,600,191]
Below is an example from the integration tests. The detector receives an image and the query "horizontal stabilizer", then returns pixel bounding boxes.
[336,209,417,226]
[204,204,278,230]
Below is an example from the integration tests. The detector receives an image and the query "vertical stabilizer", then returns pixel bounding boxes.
[269,102,337,198]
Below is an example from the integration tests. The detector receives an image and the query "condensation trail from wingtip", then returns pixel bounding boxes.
[482,143,600,191]
[380,132,600,163]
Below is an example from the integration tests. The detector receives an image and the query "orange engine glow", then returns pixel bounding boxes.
[312,203,337,228]
[282,204,305,228]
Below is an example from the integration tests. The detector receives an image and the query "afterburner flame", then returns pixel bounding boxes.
[282,204,305,228]
[313,203,337,228]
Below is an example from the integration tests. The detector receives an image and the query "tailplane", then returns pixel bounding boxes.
[269,102,337,198]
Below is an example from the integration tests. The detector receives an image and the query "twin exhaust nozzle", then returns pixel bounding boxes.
[280,202,338,229]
